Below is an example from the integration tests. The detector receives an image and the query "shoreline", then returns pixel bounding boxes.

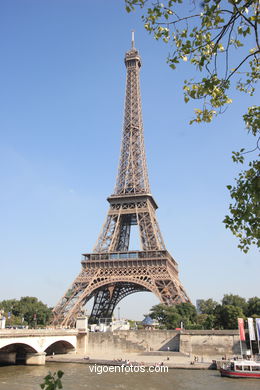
[46,355,216,370]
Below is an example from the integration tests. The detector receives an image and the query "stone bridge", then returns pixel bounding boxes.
[0,329,87,365]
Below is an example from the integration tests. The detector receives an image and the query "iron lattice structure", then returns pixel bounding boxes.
[52,37,190,327]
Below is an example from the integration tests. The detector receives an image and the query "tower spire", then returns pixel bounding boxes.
[114,33,149,195]
[131,30,135,49]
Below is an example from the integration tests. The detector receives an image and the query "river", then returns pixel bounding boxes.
[0,363,259,390]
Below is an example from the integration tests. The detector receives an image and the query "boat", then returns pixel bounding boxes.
[220,359,260,379]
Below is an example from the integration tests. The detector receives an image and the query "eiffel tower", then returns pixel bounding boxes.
[52,34,190,327]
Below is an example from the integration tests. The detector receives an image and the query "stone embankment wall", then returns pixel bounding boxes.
[179,330,240,360]
[87,330,180,355]
[87,330,240,360]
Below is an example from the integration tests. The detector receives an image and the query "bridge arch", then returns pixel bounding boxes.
[0,342,37,364]
[0,342,37,354]
[45,340,75,355]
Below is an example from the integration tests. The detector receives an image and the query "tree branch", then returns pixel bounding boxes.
[232,0,256,29]
[227,50,260,81]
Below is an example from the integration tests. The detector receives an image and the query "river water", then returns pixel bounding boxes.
[0,363,259,390]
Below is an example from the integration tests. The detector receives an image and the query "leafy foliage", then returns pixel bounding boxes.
[222,294,248,311]
[0,297,52,327]
[150,302,197,329]
[214,304,245,329]
[40,371,64,390]
[223,159,260,252]
[149,294,260,329]
[126,0,259,117]
[125,0,260,252]
[197,298,218,315]
[197,313,216,329]
[247,296,260,316]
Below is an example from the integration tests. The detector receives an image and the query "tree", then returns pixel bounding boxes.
[215,304,245,329]
[150,304,182,328]
[125,0,260,252]
[223,156,259,253]
[0,297,52,327]
[222,293,248,312]
[197,313,216,329]
[149,303,170,323]
[176,302,198,324]
[247,296,260,316]
[197,298,218,314]
[149,294,259,329]
[149,302,197,329]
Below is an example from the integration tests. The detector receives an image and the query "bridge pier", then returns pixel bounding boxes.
[25,352,46,365]
[76,332,88,354]
[0,352,16,365]
[76,316,89,354]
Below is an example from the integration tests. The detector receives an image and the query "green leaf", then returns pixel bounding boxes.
[57,371,64,379]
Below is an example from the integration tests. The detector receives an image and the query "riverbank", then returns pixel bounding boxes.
[46,352,216,370]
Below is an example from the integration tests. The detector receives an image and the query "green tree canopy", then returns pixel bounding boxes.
[126,0,260,252]
[176,302,198,323]
[222,293,248,311]
[149,304,182,328]
[0,297,52,327]
[215,304,245,329]
[197,313,216,329]
[148,294,259,329]
[197,298,218,314]
[246,296,260,316]
[149,302,197,329]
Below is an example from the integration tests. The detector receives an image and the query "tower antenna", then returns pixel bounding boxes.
[131,30,135,48]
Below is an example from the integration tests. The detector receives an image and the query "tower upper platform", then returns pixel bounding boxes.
[124,31,142,68]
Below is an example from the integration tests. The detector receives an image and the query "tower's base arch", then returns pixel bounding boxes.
[52,251,190,327]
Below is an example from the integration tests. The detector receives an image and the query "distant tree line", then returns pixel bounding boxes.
[1,294,259,330]
[149,294,260,330]
[0,296,52,328]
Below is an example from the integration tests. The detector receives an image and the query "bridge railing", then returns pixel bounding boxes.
[0,328,78,336]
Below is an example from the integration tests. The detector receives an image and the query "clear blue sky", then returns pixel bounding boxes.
[0,0,259,320]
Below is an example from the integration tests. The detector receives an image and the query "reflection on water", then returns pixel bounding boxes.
[0,363,260,390]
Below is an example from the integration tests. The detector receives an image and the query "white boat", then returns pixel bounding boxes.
[220,359,260,379]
